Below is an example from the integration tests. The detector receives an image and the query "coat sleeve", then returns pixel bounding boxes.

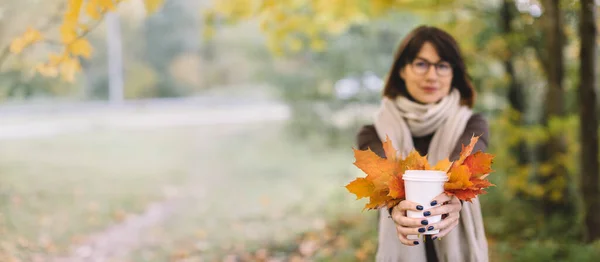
[356,125,385,158]
[449,113,490,161]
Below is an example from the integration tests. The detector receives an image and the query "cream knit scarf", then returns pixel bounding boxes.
[373,89,489,262]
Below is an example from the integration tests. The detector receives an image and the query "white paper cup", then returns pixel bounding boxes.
[402,170,449,239]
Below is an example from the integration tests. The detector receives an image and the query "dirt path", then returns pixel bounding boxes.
[52,198,180,262]
[49,125,246,262]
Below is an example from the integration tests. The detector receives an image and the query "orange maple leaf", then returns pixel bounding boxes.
[364,189,394,210]
[463,151,494,177]
[348,134,495,207]
[345,178,374,200]
[444,165,473,190]
[382,135,398,161]
[348,136,403,210]
[449,189,480,202]
[352,147,397,191]
[404,150,430,170]
[445,166,495,202]
[469,178,494,191]
[388,175,404,199]
[432,159,452,172]
[455,135,479,166]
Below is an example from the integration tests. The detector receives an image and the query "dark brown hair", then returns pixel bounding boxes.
[382,25,475,107]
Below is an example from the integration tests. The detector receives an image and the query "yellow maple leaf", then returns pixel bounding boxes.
[9,28,44,54]
[69,39,93,58]
[144,0,165,14]
[60,57,81,83]
[99,0,117,11]
[432,159,452,172]
[345,178,374,200]
[382,135,398,161]
[85,0,102,20]
[444,165,473,190]
[404,150,430,170]
[36,63,59,78]
[352,147,397,191]
[9,39,25,54]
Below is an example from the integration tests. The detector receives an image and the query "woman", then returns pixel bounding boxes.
[356,26,489,262]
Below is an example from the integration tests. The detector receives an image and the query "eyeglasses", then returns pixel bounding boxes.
[409,58,453,77]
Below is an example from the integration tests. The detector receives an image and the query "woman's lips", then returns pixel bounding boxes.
[422,87,437,93]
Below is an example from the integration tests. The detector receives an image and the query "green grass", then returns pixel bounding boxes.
[0,121,369,261]
[0,126,207,260]
[128,123,366,261]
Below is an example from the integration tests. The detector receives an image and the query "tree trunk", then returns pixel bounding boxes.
[106,12,124,104]
[539,0,572,215]
[501,0,528,166]
[578,0,600,242]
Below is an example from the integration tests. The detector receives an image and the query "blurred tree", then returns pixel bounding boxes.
[500,0,529,167]
[578,0,599,242]
[1,0,164,83]
[142,0,201,97]
[203,0,455,55]
[535,0,574,217]
[106,11,124,103]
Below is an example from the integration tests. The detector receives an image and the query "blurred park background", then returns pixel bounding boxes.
[1,0,600,261]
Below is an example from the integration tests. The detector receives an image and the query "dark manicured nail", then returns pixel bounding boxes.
[418,228,426,233]
[430,200,438,206]
[413,241,419,245]
[421,220,428,225]
[432,236,438,241]
[424,211,431,216]
[416,205,423,210]
[428,226,434,231]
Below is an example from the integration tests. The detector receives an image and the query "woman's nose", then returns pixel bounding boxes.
[425,65,438,79]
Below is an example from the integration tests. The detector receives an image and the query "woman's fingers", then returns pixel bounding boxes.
[395,227,421,246]
[392,214,430,228]
[395,199,425,212]
[428,212,459,232]
[433,219,460,239]
[396,224,434,236]
[429,192,452,207]
[425,200,461,217]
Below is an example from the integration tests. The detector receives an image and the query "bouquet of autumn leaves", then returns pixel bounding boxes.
[346,135,495,210]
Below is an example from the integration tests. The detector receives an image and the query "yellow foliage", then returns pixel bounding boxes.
[61,0,84,44]
[60,56,81,83]
[144,0,164,14]
[204,0,460,55]
[9,27,44,54]
[7,0,165,82]
[35,63,59,78]
[68,39,93,59]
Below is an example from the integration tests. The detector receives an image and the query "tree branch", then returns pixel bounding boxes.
[0,2,66,70]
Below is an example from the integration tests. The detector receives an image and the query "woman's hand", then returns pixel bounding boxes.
[427,193,462,239]
[390,200,430,246]
[390,193,462,245]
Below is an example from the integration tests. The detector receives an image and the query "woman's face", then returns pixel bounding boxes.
[400,42,453,104]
